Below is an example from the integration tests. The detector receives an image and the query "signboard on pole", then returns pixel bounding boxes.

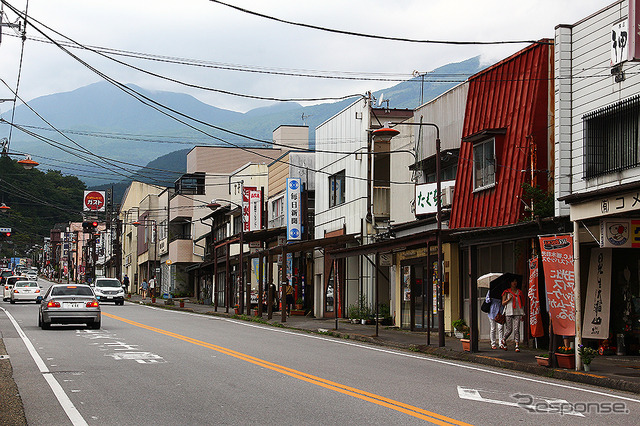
[582,249,612,339]
[415,181,456,215]
[286,178,301,240]
[83,190,105,212]
[600,219,640,248]
[249,189,261,231]
[539,234,576,336]
[242,186,258,232]
[527,257,544,338]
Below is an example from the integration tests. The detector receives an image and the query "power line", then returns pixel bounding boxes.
[209,0,546,46]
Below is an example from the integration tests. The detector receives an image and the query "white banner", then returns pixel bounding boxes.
[415,181,456,215]
[582,248,612,339]
[249,189,261,231]
[286,178,301,240]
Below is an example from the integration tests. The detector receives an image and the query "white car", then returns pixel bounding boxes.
[92,278,125,305]
[10,280,42,303]
[3,276,28,301]
[26,271,38,281]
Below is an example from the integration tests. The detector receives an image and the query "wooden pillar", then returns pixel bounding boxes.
[258,251,264,316]
[281,246,287,323]
[213,246,218,312]
[225,242,230,313]
[267,249,273,320]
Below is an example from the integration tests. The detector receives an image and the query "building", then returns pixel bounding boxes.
[555,0,640,353]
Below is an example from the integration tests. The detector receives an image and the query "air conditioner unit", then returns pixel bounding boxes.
[441,185,455,207]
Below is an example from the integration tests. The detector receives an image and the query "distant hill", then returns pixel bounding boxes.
[2,56,484,188]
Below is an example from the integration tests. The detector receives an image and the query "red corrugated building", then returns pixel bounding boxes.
[450,41,553,228]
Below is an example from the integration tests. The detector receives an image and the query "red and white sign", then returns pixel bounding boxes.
[242,186,260,232]
[527,257,544,338]
[83,191,105,212]
[539,234,576,336]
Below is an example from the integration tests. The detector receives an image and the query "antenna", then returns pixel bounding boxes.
[378,93,384,107]
[301,113,311,126]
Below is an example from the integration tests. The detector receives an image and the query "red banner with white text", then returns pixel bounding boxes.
[539,235,576,336]
[527,257,544,338]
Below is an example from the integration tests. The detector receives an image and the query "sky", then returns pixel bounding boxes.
[0,0,615,114]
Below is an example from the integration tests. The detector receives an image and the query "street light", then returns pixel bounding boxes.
[208,198,245,314]
[373,121,445,347]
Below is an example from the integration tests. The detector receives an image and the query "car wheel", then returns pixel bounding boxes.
[90,320,101,329]
[2,298,6,302]
[38,314,42,327]
[10,299,15,304]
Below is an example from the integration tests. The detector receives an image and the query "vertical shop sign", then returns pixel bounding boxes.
[242,186,257,232]
[539,234,576,336]
[286,178,301,240]
[249,189,261,231]
[527,257,544,338]
[582,249,612,339]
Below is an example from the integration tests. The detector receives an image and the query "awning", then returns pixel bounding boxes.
[246,233,359,259]
[328,229,446,259]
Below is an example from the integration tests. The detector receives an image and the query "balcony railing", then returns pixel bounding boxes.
[268,215,285,229]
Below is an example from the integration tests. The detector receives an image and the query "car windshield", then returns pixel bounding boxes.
[16,282,38,287]
[2,271,12,277]
[51,286,93,296]
[96,279,121,287]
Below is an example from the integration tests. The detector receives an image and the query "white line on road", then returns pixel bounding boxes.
[0,307,88,426]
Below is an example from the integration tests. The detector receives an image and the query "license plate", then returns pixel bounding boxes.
[63,302,81,309]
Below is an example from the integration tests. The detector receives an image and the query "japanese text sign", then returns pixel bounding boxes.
[527,257,544,338]
[414,181,455,215]
[83,190,105,212]
[582,249,611,339]
[286,178,301,240]
[539,234,576,336]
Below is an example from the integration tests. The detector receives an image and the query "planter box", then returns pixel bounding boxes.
[460,339,471,352]
[291,310,305,316]
[535,356,550,367]
[555,353,575,369]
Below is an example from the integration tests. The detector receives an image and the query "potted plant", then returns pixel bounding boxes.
[347,304,360,323]
[460,327,471,352]
[555,346,575,369]
[233,304,240,315]
[578,345,597,372]
[535,353,550,367]
[295,298,304,310]
[452,319,467,339]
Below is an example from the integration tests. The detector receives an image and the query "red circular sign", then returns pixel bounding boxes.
[84,191,105,211]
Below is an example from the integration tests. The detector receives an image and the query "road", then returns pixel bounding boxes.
[1,278,639,425]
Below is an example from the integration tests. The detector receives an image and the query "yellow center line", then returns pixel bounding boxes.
[104,313,472,426]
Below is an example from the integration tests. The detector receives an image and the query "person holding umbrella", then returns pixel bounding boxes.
[501,277,525,352]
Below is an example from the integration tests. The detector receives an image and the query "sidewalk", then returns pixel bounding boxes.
[128,294,640,394]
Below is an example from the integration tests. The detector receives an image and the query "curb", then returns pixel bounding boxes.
[131,300,640,395]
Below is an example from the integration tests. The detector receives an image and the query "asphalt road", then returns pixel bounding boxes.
[1,278,640,425]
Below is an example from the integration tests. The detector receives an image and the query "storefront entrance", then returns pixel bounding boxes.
[401,259,436,331]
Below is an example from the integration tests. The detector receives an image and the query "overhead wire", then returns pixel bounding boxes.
[5,0,27,150]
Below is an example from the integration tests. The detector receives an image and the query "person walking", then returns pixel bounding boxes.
[501,278,525,352]
[485,292,504,350]
[149,275,156,298]
[141,279,148,300]
[123,274,130,294]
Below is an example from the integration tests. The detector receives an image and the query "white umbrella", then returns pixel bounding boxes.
[477,273,502,288]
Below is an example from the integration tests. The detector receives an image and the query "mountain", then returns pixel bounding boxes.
[2,56,485,189]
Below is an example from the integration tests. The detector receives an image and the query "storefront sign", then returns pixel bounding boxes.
[539,234,576,336]
[527,257,544,338]
[286,178,301,240]
[242,186,259,232]
[600,219,640,248]
[414,181,455,215]
[582,249,612,339]
[611,19,629,66]
[570,190,640,221]
[249,189,261,231]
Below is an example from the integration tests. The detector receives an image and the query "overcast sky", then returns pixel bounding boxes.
[0,0,613,113]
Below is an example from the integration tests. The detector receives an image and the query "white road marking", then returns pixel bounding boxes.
[457,386,584,417]
[141,303,640,404]
[0,307,88,426]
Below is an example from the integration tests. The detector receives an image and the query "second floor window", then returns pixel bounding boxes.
[584,95,640,179]
[329,170,345,207]
[473,138,495,190]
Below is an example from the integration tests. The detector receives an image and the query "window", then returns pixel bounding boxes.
[271,197,284,220]
[584,95,640,179]
[174,173,205,195]
[473,138,495,190]
[328,170,346,207]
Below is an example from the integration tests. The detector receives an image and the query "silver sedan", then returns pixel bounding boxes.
[38,284,101,329]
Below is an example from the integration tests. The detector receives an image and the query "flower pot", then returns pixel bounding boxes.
[151,297,156,303]
[361,319,367,325]
[234,307,240,314]
[460,339,471,352]
[295,304,303,310]
[179,301,185,308]
[583,363,591,372]
[535,356,550,367]
[555,353,575,369]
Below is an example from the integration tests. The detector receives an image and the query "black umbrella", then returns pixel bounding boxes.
[488,273,523,300]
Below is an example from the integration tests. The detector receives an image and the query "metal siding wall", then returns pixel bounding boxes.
[451,43,550,228]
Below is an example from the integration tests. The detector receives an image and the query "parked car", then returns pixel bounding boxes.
[92,277,125,305]
[38,284,101,329]
[3,276,28,301]
[10,280,42,304]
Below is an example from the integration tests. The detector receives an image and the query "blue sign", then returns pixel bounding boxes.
[286,178,302,241]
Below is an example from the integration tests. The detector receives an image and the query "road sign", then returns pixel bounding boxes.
[83,190,106,212]
[0,227,11,233]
